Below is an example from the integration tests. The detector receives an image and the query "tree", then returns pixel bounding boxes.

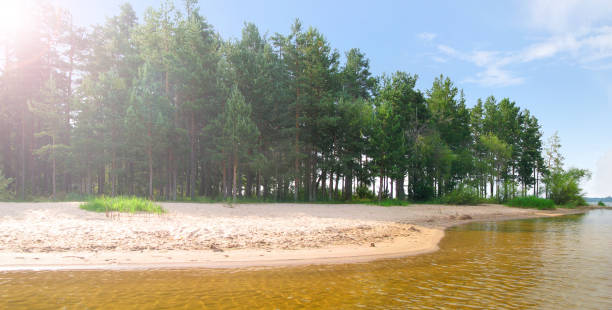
[30,77,70,200]
[426,75,471,195]
[220,86,259,200]
[546,168,591,206]
[480,133,511,200]
[375,72,427,200]
[517,110,543,196]
[543,131,564,198]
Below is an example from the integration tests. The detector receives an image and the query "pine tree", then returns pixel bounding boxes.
[221,86,259,200]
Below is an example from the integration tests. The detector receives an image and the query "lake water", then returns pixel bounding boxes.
[1,210,611,309]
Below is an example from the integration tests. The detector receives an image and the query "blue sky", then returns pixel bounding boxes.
[58,0,612,197]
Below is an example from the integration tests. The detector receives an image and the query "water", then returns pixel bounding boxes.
[1,210,611,309]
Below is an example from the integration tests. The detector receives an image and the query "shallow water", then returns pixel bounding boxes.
[2,210,611,309]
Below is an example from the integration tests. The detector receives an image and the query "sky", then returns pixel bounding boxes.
[54,0,612,197]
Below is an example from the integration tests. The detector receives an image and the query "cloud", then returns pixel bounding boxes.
[586,149,612,197]
[437,45,522,87]
[417,32,437,41]
[523,0,612,33]
[425,1,612,87]
[434,27,612,87]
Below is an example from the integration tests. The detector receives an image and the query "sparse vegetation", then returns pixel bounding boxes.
[441,185,484,205]
[505,196,555,210]
[80,196,166,214]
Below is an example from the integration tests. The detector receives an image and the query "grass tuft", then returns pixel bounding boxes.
[505,196,555,210]
[80,196,166,214]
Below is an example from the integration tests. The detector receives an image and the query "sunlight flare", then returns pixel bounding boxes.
[0,1,28,35]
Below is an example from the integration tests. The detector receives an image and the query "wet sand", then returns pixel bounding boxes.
[0,202,584,270]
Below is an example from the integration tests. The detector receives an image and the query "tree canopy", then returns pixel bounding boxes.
[0,1,581,204]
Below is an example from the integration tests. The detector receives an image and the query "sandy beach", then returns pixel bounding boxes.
[0,202,584,270]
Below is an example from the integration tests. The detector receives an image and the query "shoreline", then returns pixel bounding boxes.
[0,202,587,271]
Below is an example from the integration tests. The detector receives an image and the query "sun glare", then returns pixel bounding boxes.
[0,1,27,35]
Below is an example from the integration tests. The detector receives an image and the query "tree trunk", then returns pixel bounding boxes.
[20,102,26,200]
[344,169,353,201]
[222,159,227,199]
[64,16,74,194]
[334,172,340,200]
[147,124,153,200]
[189,114,196,199]
[111,149,117,197]
[396,175,405,200]
[378,167,384,201]
[98,165,105,195]
[51,136,56,200]
[246,170,253,198]
[232,149,238,201]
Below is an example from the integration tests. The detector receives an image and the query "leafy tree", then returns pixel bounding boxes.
[546,168,590,206]
[480,133,511,200]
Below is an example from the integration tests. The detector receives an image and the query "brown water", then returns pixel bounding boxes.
[2,210,611,309]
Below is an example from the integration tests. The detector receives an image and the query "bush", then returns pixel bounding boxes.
[598,201,606,207]
[80,196,166,214]
[505,196,555,210]
[560,197,587,209]
[0,170,14,200]
[545,168,590,205]
[441,185,483,205]
[355,185,375,200]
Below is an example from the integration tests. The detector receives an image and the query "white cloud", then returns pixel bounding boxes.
[464,67,524,87]
[434,26,612,87]
[437,45,521,87]
[586,149,612,197]
[523,0,612,33]
[417,32,437,41]
[425,1,612,87]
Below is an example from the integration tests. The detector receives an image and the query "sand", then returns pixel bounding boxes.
[0,202,584,270]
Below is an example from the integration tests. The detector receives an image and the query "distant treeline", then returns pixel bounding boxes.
[0,1,564,202]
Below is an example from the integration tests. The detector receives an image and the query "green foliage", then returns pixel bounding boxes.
[505,196,555,210]
[349,198,410,206]
[80,196,166,214]
[441,185,484,205]
[355,185,375,200]
[0,1,575,206]
[546,168,590,206]
[0,170,14,200]
[598,201,606,207]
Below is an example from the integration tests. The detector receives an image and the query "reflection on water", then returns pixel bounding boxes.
[1,210,611,309]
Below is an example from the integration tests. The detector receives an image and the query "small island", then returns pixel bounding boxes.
[0,201,584,269]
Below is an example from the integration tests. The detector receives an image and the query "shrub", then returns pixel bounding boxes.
[0,170,14,200]
[80,196,166,214]
[598,201,606,207]
[505,196,555,210]
[545,168,590,205]
[441,185,483,205]
[355,185,375,200]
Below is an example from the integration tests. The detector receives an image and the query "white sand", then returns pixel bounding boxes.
[0,202,582,270]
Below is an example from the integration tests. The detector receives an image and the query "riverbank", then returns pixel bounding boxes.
[0,202,586,270]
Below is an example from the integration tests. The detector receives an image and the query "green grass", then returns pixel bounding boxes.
[505,196,555,210]
[80,196,166,214]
